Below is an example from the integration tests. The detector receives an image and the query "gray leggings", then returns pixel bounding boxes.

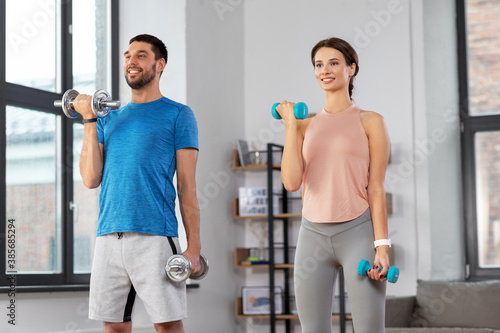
[294,208,386,333]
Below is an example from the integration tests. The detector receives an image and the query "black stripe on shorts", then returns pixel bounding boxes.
[123,285,136,322]
[167,236,178,255]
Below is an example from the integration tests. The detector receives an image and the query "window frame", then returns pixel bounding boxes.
[457,0,500,279]
[0,0,120,292]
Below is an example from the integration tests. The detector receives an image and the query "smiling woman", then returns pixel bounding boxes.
[276,37,391,333]
[311,38,359,100]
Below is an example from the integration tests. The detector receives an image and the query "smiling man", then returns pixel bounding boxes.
[73,34,201,333]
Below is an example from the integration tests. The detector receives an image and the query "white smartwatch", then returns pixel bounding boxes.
[374,239,391,248]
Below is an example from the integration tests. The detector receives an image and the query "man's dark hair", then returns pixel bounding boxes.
[129,34,168,65]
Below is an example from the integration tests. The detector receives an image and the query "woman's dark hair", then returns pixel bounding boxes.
[129,34,168,65]
[311,37,359,100]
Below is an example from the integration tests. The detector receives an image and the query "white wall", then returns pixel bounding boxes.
[118,0,187,104]
[239,1,417,331]
[242,0,417,299]
[235,3,461,331]
[240,0,462,315]
[422,0,464,280]
[184,1,246,332]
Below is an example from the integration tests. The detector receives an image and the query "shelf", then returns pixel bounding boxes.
[232,149,281,170]
[235,297,352,320]
[234,248,295,269]
[233,198,302,220]
[234,248,268,269]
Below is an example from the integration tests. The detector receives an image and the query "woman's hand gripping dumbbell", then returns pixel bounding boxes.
[357,259,399,283]
[165,254,209,282]
[54,89,121,119]
[272,101,308,120]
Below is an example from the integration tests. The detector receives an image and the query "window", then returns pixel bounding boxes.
[6,107,61,274]
[1,0,118,290]
[5,0,61,92]
[72,122,100,274]
[458,0,500,279]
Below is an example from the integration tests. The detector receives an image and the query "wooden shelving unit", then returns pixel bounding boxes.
[232,144,354,333]
[233,144,306,333]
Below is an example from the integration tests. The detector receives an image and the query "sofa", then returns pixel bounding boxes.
[385,279,500,333]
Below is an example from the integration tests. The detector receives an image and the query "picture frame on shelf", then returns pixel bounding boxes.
[236,139,252,167]
[242,286,283,315]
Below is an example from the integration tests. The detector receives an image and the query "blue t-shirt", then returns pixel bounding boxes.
[96,97,198,237]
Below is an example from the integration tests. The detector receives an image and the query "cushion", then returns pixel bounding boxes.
[409,279,500,329]
[386,329,498,333]
[386,296,416,327]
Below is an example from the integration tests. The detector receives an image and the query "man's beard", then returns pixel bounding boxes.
[125,63,156,90]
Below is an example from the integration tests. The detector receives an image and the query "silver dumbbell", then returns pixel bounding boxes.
[54,89,121,118]
[165,254,209,282]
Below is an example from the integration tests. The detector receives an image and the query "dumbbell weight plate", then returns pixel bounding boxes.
[92,89,112,118]
[294,102,308,119]
[357,259,370,276]
[271,103,282,119]
[271,102,309,120]
[357,259,399,283]
[189,254,209,280]
[165,254,192,282]
[60,89,80,119]
[387,266,400,283]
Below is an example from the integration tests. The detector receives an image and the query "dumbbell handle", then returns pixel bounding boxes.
[95,100,121,109]
[357,259,399,283]
[272,102,308,120]
[54,89,121,119]
[167,264,185,273]
[165,254,209,282]
[53,99,120,108]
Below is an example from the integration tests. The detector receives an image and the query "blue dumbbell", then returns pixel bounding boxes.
[272,102,308,120]
[357,259,399,283]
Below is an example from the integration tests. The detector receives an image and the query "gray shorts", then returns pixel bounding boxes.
[88,232,187,323]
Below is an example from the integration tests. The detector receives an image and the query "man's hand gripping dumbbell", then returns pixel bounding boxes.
[54,89,120,121]
[165,254,209,282]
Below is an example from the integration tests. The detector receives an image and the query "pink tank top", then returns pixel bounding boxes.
[302,104,370,222]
